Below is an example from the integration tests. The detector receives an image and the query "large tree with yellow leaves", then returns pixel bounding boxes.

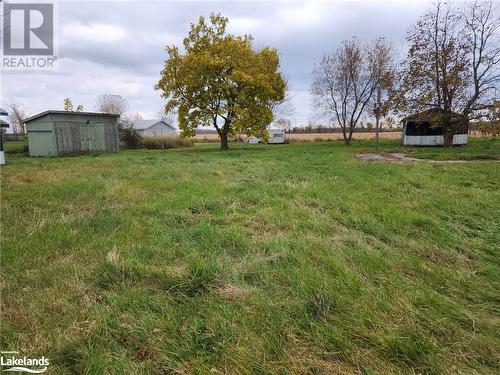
[155,14,286,150]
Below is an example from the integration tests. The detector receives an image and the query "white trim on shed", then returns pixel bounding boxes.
[402,134,467,146]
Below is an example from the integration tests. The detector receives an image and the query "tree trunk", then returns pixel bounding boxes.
[443,126,454,147]
[220,129,229,151]
[341,126,348,144]
[345,125,354,145]
[346,131,353,145]
[214,118,230,151]
[375,85,381,152]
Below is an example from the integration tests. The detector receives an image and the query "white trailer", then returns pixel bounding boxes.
[268,128,285,144]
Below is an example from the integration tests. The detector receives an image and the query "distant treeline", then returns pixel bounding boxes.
[195,124,403,135]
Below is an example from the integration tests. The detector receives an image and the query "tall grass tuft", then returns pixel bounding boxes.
[142,135,194,149]
[4,141,29,154]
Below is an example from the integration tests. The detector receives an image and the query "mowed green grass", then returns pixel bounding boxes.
[1,138,499,374]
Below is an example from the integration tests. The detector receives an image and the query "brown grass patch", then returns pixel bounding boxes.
[106,246,120,263]
[135,347,158,361]
[2,168,68,185]
[286,345,359,375]
[105,181,146,205]
[66,201,98,216]
[217,283,249,300]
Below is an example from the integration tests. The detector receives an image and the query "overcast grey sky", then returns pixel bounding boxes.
[1,0,433,126]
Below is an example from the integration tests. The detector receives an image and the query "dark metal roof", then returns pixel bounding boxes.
[0,119,9,128]
[402,108,463,123]
[23,110,120,124]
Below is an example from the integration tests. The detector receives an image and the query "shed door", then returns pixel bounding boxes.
[94,122,106,150]
[54,121,82,154]
[80,122,98,151]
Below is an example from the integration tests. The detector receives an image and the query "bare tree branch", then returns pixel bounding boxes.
[95,94,129,116]
[311,38,393,144]
[5,98,28,135]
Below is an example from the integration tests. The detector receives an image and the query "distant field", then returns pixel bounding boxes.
[1,138,499,374]
[194,131,403,142]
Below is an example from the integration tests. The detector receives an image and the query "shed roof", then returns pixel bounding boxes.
[131,119,176,131]
[23,110,120,124]
[402,108,463,123]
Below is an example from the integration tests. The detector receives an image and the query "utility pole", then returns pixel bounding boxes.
[161,123,164,149]
[375,85,381,152]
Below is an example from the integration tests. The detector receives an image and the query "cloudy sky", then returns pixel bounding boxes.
[1,0,433,127]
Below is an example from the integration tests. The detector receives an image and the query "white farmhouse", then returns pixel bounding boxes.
[131,119,177,137]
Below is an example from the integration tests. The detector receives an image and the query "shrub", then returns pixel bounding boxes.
[194,136,220,144]
[4,141,29,154]
[475,121,500,137]
[120,127,142,149]
[194,135,246,144]
[142,135,194,149]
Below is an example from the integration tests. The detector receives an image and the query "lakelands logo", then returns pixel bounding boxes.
[0,351,49,373]
[1,0,58,70]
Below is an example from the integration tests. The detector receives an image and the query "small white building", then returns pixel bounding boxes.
[131,119,176,137]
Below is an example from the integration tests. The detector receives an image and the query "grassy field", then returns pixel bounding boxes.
[381,137,500,161]
[1,138,499,374]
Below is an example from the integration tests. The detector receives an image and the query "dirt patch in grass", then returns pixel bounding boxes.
[216,283,249,300]
[356,152,421,162]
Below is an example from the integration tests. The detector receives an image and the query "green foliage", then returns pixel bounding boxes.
[63,98,83,112]
[63,97,73,111]
[1,138,499,374]
[476,121,500,137]
[117,126,194,150]
[155,13,286,150]
[475,100,500,137]
[119,126,142,149]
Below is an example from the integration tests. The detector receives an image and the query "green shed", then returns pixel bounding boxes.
[24,111,120,157]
